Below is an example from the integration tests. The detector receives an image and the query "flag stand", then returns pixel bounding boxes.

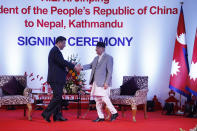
[179,94,182,110]
[175,94,184,115]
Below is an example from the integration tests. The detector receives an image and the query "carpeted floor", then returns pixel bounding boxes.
[0,109,196,131]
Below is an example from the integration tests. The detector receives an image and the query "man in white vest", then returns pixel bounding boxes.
[82,42,118,122]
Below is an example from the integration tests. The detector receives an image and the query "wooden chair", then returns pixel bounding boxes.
[0,75,32,120]
[110,76,148,122]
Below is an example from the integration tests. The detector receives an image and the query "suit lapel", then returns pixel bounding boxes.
[94,56,99,67]
[96,54,106,68]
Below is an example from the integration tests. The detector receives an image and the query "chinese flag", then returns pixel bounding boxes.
[186,28,197,96]
[169,6,190,98]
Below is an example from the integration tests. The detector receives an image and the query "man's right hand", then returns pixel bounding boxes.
[74,64,83,72]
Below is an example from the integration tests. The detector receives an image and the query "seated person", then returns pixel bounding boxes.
[184,95,197,118]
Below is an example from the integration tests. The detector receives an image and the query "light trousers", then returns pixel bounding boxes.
[94,95,117,118]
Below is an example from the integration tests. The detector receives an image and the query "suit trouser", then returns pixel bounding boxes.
[95,95,117,118]
[43,83,64,119]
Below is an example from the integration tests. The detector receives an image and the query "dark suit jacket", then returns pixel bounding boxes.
[47,46,75,84]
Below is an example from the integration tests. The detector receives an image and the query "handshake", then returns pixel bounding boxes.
[74,64,83,72]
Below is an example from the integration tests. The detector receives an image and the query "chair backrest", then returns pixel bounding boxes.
[0,75,27,88]
[123,76,148,90]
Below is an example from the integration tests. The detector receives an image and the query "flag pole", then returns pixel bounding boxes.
[180,94,182,110]
[179,1,184,111]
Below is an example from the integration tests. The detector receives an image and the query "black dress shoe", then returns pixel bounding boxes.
[110,113,118,121]
[41,112,51,123]
[53,116,68,122]
[92,118,105,122]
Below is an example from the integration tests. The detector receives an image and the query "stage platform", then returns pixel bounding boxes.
[0,109,196,131]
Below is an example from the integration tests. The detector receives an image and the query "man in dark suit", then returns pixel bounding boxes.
[42,36,81,122]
